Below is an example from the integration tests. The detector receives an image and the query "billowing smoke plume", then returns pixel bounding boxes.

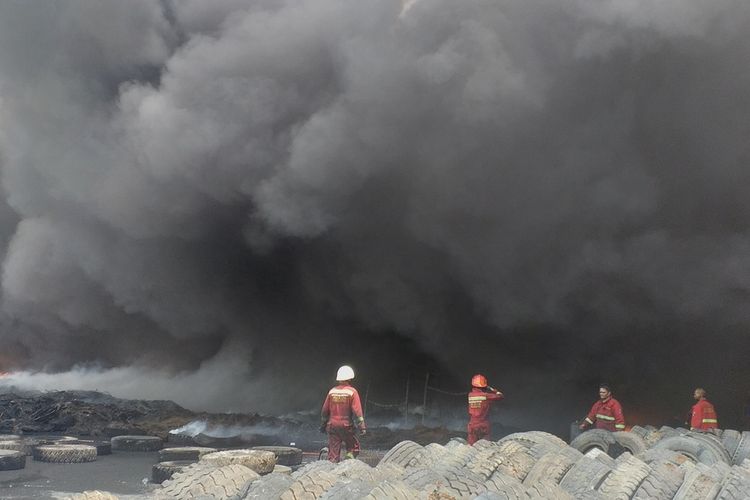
[1,0,750,431]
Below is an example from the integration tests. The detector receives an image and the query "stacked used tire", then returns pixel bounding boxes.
[242,430,750,499]
[568,426,750,499]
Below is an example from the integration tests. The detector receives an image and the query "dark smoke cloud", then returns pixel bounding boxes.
[1,0,749,432]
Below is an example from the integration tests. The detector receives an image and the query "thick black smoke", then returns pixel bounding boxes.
[1,0,750,432]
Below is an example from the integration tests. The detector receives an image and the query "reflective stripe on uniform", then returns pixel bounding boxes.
[468,396,487,402]
[329,388,354,396]
[615,424,625,429]
[595,414,615,421]
[585,417,593,424]
[356,416,365,422]
[702,419,718,423]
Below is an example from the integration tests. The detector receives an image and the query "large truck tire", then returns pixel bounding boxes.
[570,430,617,455]
[673,466,722,500]
[612,431,647,456]
[243,473,295,499]
[378,440,426,469]
[495,449,536,481]
[152,460,195,484]
[155,463,259,500]
[251,445,303,466]
[597,454,651,500]
[654,435,731,466]
[363,479,422,500]
[320,478,377,499]
[525,480,574,499]
[721,430,743,461]
[559,456,612,494]
[687,432,732,464]
[200,449,276,474]
[33,444,96,463]
[279,470,337,500]
[715,467,750,500]
[69,440,112,456]
[158,446,217,462]
[523,451,577,486]
[632,459,685,500]
[110,435,163,452]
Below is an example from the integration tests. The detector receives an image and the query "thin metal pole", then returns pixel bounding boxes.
[363,381,370,418]
[422,372,430,426]
[404,373,410,427]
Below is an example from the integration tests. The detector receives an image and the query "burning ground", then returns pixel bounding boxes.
[1,0,750,435]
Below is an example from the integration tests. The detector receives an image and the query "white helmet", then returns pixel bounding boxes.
[336,365,355,381]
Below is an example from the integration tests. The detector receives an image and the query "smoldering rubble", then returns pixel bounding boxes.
[0,0,749,427]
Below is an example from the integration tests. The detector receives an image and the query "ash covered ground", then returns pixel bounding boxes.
[0,388,472,452]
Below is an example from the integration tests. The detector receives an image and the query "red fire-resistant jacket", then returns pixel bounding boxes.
[584,397,625,431]
[321,384,366,429]
[690,399,718,430]
[468,388,504,423]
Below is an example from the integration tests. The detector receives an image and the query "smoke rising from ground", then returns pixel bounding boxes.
[1,0,750,430]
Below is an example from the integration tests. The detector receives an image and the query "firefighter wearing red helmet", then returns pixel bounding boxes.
[689,388,718,431]
[467,374,504,445]
[320,365,366,462]
[579,384,625,432]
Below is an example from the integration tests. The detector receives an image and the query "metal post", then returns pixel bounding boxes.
[363,381,370,418]
[404,373,410,427]
[422,372,430,426]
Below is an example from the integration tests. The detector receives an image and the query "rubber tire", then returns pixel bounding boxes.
[279,470,337,499]
[33,444,96,463]
[674,466,722,500]
[244,473,295,499]
[158,446,217,462]
[152,460,195,484]
[612,431,647,456]
[363,479,421,499]
[721,430,743,461]
[559,456,612,494]
[200,449,276,474]
[69,440,112,456]
[523,451,577,486]
[654,435,731,466]
[495,449,536,481]
[378,441,426,469]
[110,435,162,452]
[0,449,26,470]
[251,446,303,466]
[632,459,685,500]
[715,467,750,500]
[156,462,260,499]
[320,478,377,499]
[731,432,750,465]
[598,454,651,500]
[570,430,616,455]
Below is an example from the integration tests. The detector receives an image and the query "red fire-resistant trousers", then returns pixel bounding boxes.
[327,424,361,463]
[467,421,491,445]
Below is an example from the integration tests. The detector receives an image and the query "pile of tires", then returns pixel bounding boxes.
[567,426,750,499]
[242,431,750,499]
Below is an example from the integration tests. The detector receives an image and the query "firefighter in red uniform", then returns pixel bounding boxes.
[579,384,625,432]
[467,374,504,445]
[320,365,366,463]
[689,388,718,431]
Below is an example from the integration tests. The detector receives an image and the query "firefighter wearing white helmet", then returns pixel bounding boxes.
[321,365,366,462]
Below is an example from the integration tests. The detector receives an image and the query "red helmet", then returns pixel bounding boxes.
[471,374,488,388]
